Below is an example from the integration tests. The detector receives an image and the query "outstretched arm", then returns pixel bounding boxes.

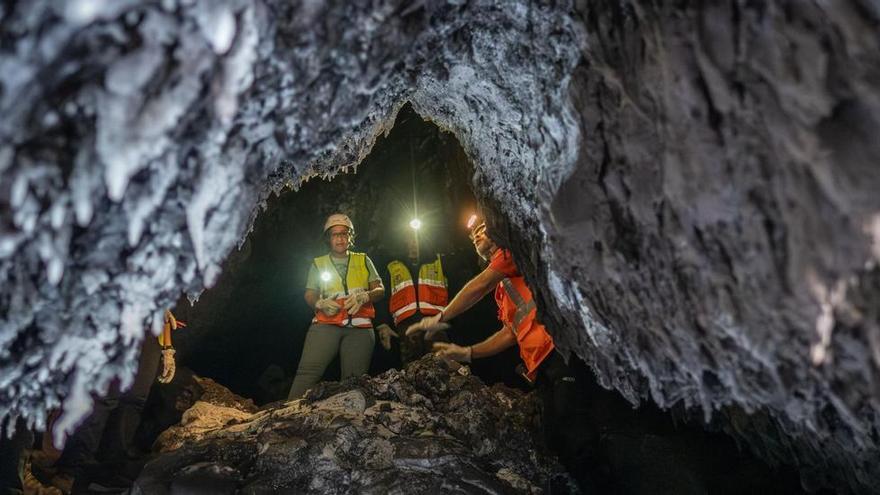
[471,325,517,359]
[433,325,517,362]
[406,265,506,339]
[440,266,506,322]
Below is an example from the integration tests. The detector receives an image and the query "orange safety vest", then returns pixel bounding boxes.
[312,252,376,328]
[387,255,448,326]
[495,270,554,381]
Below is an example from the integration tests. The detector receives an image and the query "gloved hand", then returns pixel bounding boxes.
[158,348,176,383]
[316,298,341,316]
[432,342,472,363]
[405,313,450,340]
[343,291,370,315]
[376,324,399,350]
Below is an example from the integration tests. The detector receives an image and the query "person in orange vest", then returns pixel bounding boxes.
[407,214,555,380]
[382,228,451,364]
[288,213,385,399]
[407,213,595,490]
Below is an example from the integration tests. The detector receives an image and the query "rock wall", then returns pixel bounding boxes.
[1,0,879,492]
[535,3,880,492]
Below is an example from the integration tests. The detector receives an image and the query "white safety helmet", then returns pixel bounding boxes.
[323,213,354,235]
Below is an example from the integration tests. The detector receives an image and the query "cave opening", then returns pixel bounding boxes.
[134,104,818,494]
[3,1,879,492]
[167,104,521,405]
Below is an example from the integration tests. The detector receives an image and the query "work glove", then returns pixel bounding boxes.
[343,291,370,315]
[405,313,450,340]
[432,342,472,363]
[376,324,399,350]
[316,298,341,316]
[158,348,176,383]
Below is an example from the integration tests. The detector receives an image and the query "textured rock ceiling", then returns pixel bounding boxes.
[1,1,879,492]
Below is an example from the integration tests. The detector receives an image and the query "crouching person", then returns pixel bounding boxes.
[407,213,598,490]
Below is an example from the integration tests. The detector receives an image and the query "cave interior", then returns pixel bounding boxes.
[124,105,815,494]
[3,1,879,492]
[173,104,519,403]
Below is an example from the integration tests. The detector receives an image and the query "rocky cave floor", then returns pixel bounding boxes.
[24,356,823,494]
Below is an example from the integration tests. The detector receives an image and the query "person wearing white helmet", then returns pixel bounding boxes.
[407,212,596,490]
[288,213,385,399]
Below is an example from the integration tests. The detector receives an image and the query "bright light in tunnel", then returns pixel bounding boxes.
[409,218,422,230]
[320,271,332,282]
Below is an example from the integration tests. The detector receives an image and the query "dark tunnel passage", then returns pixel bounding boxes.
[168,105,520,403]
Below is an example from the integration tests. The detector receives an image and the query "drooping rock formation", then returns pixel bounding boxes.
[134,357,576,494]
[2,1,879,492]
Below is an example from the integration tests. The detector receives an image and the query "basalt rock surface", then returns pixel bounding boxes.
[2,1,880,493]
[134,357,575,494]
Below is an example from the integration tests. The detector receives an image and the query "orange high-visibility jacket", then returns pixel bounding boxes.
[312,252,376,328]
[387,255,448,326]
[492,251,554,381]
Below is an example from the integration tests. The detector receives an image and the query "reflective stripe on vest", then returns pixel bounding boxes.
[350,317,373,328]
[388,261,418,325]
[388,256,448,325]
[418,278,446,288]
[500,278,537,335]
[312,252,375,328]
[392,301,419,321]
[417,255,448,316]
[418,302,446,312]
[498,272,553,381]
[391,279,414,292]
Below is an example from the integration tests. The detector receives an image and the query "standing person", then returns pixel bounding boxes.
[407,213,597,490]
[288,213,385,399]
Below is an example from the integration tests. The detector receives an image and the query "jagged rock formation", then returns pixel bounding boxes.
[538,4,880,493]
[134,357,576,494]
[2,1,880,492]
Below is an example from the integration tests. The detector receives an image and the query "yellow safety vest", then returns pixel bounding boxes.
[312,252,375,328]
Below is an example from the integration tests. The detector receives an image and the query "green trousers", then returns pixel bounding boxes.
[288,323,375,399]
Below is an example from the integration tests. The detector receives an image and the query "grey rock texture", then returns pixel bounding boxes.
[536,3,880,493]
[1,0,879,492]
[134,357,575,494]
